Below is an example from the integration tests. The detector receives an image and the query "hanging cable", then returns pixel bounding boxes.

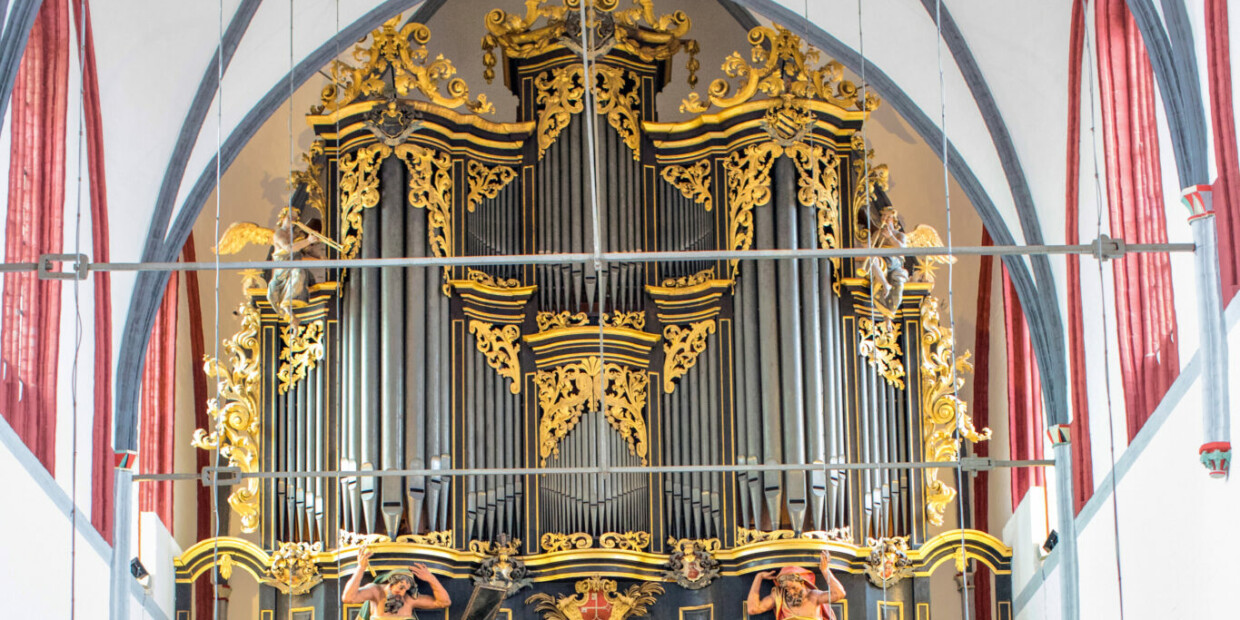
[70,1,90,616]
[211,0,224,617]
[1081,12,1127,619]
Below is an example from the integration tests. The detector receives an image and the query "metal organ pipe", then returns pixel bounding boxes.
[380,157,406,538]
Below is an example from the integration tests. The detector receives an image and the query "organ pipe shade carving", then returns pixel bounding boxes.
[660,160,713,212]
[722,142,781,278]
[533,64,642,160]
[466,160,518,212]
[535,357,651,465]
[338,144,390,259]
[662,320,717,392]
[277,321,325,394]
[468,320,523,394]
[857,316,905,389]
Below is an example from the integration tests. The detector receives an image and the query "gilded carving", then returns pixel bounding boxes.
[338,530,391,547]
[527,576,663,620]
[603,310,646,330]
[660,267,716,288]
[467,160,518,212]
[735,527,851,546]
[482,0,698,86]
[192,290,263,532]
[469,320,523,395]
[264,541,323,595]
[681,25,878,114]
[395,530,454,547]
[316,17,492,114]
[598,531,651,551]
[288,141,327,220]
[662,320,716,393]
[787,143,842,278]
[857,316,905,389]
[920,296,991,526]
[537,310,590,332]
[277,320,325,394]
[470,534,532,598]
[534,357,650,465]
[851,154,889,246]
[467,268,522,289]
[660,160,713,212]
[864,536,913,588]
[540,532,594,552]
[533,64,642,160]
[722,142,781,278]
[338,144,391,260]
[663,538,721,589]
[396,143,454,291]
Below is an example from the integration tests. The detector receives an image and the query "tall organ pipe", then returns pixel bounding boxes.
[380,157,406,538]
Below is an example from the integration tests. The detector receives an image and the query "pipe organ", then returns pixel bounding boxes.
[185,3,1007,618]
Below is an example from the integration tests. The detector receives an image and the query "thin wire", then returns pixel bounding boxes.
[1081,12,1126,619]
[211,0,223,617]
[70,2,89,616]
[930,1,973,618]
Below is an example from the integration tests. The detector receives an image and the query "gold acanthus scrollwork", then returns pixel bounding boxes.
[540,532,594,553]
[338,530,391,547]
[681,25,879,114]
[396,143,454,292]
[858,316,905,389]
[722,142,781,278]
[603,310,646,330]
[735,526,851,546]
[316,17,492,115]
[191,288,263,532]
[537,310,590,332]
[920,296,991,526]
[395,530,454,547]
[599,531,652,551]
[662,320,716,393]
[466,160,517,213]
[534,357,650,465]
[851,149,889,246]
[481,0,698,86]
[288,141,327,220]
[534,64,641,160]
[660,160,713,212]
[469,320,523,395]
[276,320,325,394]
[467,268,521,289]
[263,541,323,595]
[338,144,391,260]
[527,576,664,620]
[661,267,716,288]
[787,143,842,279]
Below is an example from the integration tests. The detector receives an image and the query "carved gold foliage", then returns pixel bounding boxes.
[604,311,646,330]
[482,0,698,86]
[218,553,236,580]
[338,144,391,260]
[396,143,454,291]
[469,320,523,394]
[662,320,716,392]
[534,64,641,160]
[277,320,325,394]
[735,527,850,545]
[722,142,781,278]
[534,357,650,465]
[264,541,323,595]
[338,530,391,547]
[288,141,327,220]
[660,160,713,212]
[920,296,991,526]
[667,537,721,553]
[858,316,905,389]
[540,532,594,553]
[660,267,716,288]
[467,268,521,289]
[317,17,492,114]
[851,153,889,246]
[396,530,454,547]
[467,160,517,212]
[527,575,664,620]
[537,310,590,332]
[599,531,651,551]
[682,25,878,114]
[192,295,263,532]
[787,143,842,277]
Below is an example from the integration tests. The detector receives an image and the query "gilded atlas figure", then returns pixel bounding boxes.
[746,551,846,620]
[342,545,452,620]
[215,206,340,326]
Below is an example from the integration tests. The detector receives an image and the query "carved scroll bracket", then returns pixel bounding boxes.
[467,160,517,212]
[469,320,523,394]
[662,319,716,392]
[660,159,713,212]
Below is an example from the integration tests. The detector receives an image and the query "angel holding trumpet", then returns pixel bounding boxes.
[860,206,955,313]
[215,206,341,326]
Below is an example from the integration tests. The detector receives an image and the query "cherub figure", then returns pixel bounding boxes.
[215,206,338,326]
[860,206,955,312]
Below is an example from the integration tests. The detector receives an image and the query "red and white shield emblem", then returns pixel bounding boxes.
[580,591,612,620]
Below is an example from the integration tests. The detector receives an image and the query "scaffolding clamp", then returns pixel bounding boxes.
[1090,234,1126,261]
[201,466,242,488]
[38,253,90,280]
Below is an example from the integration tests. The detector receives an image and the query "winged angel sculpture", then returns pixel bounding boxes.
[215,207,339,326]
[861,206,955,312]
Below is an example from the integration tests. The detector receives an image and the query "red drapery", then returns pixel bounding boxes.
[1206,0,1240,302]
[137,273,178,531]
[1003,269,1045,511]
[70,0,116,544]
[1,0,69,473]
[1095,0,1180,440]
[182,236,215,619]
[971,230,994,620]
[1064,0,1095,514]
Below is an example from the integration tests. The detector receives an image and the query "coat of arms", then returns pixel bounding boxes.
[663,538,721,589]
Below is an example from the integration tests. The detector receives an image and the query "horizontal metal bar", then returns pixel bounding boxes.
[131,459,1055,481]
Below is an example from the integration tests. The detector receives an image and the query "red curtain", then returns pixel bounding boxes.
[138,273,178,531]
[1,0,69,473]
[1096,0,1180,439]
[1064,0,1095,514]
[70,0,116,544]
[971,231,994,620]
[1003,269,1045,511]
[1206,0,1240,302]
[183,235,215,619]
